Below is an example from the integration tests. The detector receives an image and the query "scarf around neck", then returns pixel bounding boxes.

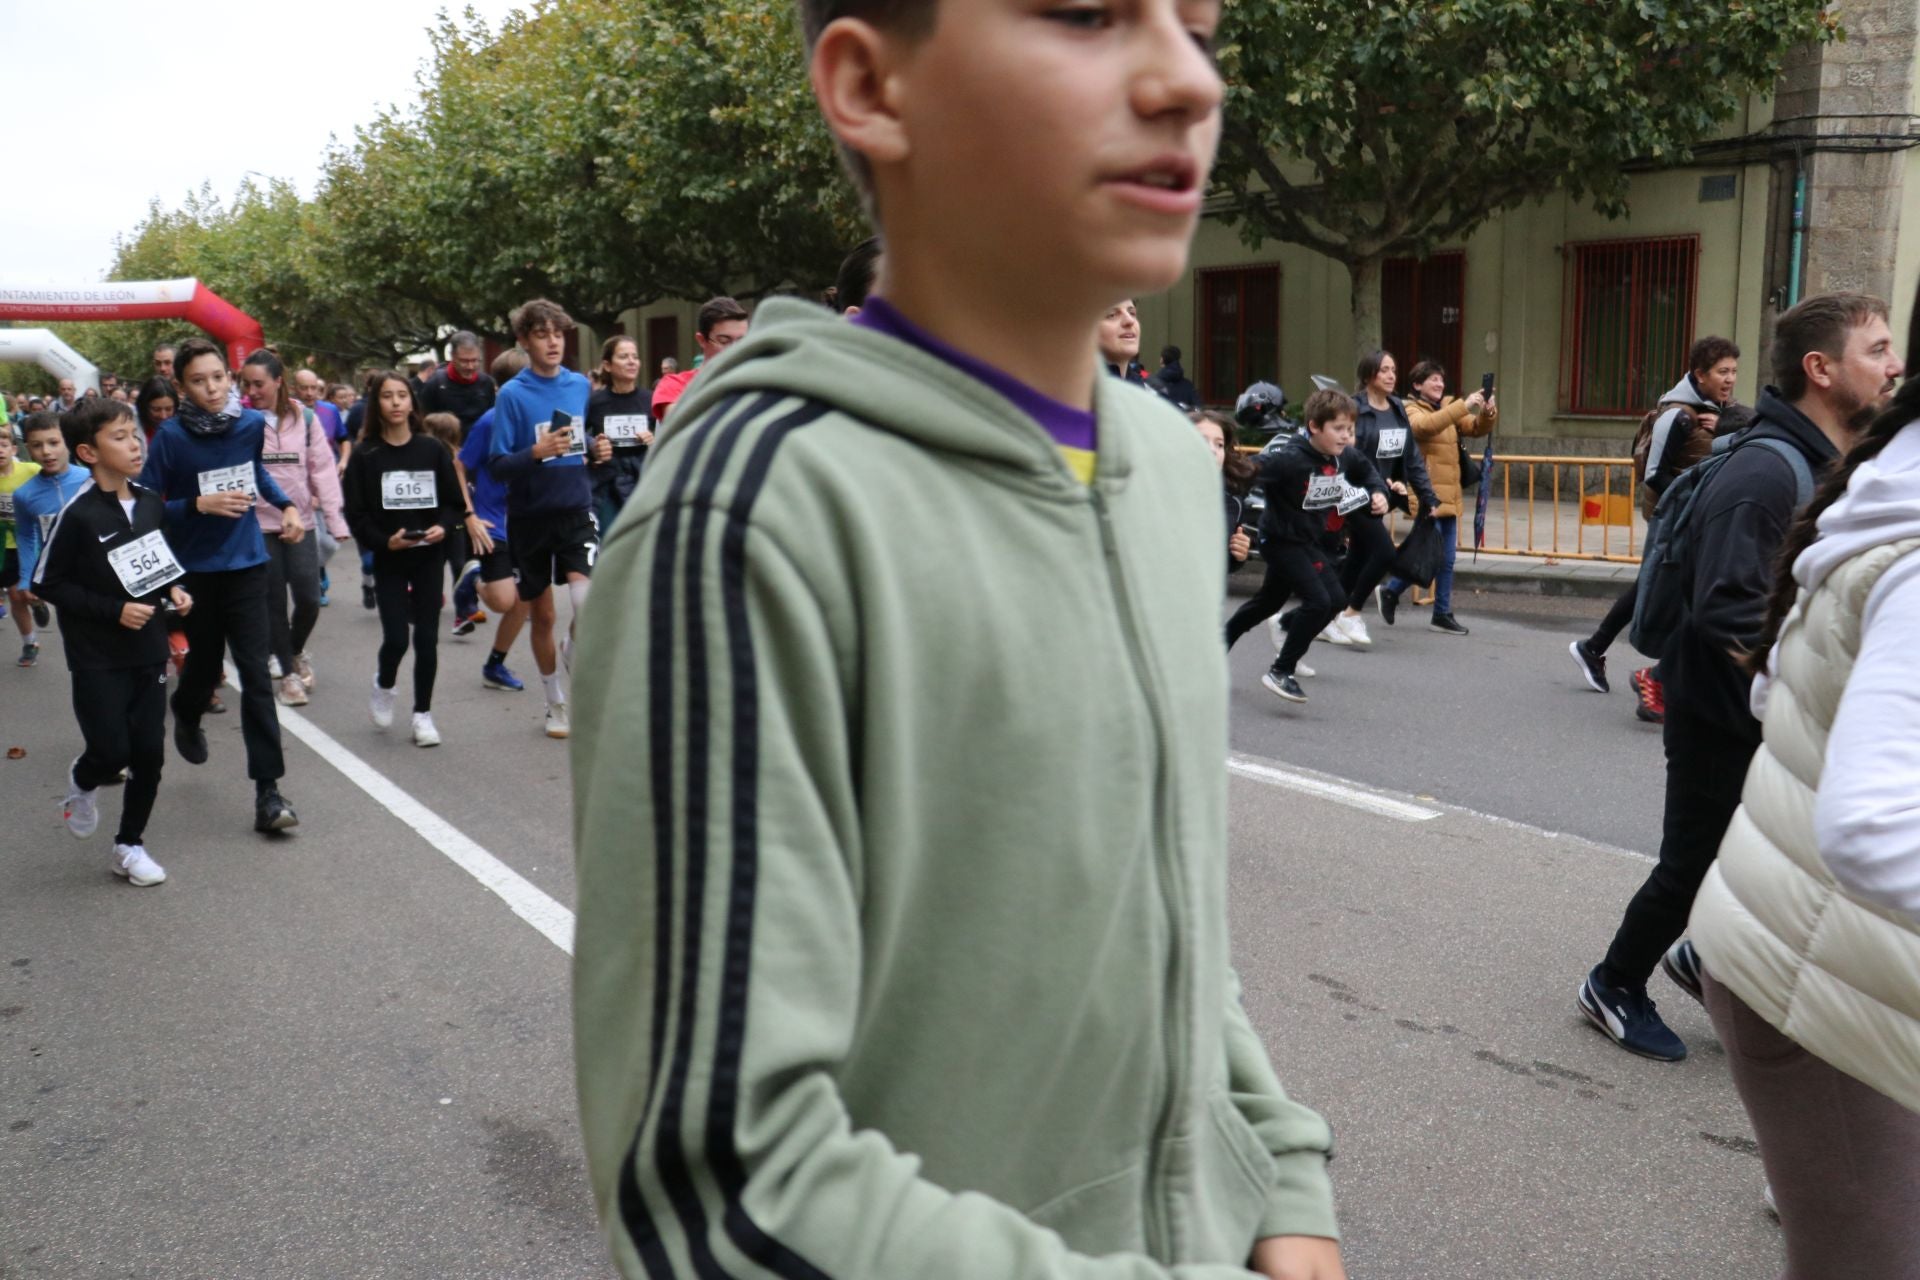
[177,398,240,437]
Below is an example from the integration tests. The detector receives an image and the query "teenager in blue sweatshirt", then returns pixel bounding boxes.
[12,412,92,667]
[485,298,594,740]
[139,338,306,834]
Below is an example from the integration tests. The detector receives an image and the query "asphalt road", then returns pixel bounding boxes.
[1,558,1775,1278]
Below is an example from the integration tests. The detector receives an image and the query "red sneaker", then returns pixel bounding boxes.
[167,629,190,677]
[1632,668,1666,724]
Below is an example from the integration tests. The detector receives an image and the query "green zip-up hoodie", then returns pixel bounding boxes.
[571,298,1337,1280]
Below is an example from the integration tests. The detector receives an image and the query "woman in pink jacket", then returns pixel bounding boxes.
[241,350,349,707]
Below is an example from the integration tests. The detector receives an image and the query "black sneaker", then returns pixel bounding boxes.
[361,581,377,610]
[1261,671,1308,703]
[1578,966,1686,1061]
[30,600,50,628]
[1661,939,1704,1004]
[1569,639,1611,693]
[1377,586,1400,627]
[173,715,209,765]
[254,790,299,833]
[1429,613,1470,636]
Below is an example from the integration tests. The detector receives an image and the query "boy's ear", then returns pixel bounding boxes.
[810,17,912,168]
[75,442,98,466]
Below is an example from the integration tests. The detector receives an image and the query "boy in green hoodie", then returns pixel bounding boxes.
[569,0,1344,1275]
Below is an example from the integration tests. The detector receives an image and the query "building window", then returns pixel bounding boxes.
[1198,265,1280,405]
[1383,251,1465,391]
[1561,236,1700,415]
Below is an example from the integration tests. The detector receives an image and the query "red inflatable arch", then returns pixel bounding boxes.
[0,279,265,372]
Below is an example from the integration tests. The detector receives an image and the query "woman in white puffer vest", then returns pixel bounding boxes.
[1689,296,1920,1278]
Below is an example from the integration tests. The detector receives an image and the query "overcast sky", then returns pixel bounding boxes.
[0,1,526,285]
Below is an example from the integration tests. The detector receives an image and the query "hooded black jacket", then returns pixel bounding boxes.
[1663,388,1840,738]
[1352,394,1439,511]
[1253,434,1387,551]
[418,369,499,439]
[1149,362,1200,412]
[31,481,176,671]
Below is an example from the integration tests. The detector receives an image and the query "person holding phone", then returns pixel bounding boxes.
[343,370,465,747]
[1377,359,1497,635]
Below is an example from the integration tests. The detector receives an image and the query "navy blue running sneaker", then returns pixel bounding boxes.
[1661,939,1705,1004]
[482,660,525,692]
[1578,966,1686,1061]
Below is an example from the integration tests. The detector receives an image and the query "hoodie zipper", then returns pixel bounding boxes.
[1088,485,1188,1259]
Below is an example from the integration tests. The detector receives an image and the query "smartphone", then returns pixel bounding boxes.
[1481,372,1495,396]
[401,528,428,541]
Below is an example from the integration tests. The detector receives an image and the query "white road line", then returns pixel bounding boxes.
[1227,754,1442,823]
[223,663,576,955]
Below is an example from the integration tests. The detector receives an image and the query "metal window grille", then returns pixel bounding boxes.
[1561,236,1700,416]
[1197,265,1281,406]
[1382,251,1466,389]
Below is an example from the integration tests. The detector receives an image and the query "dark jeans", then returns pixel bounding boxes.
[374,549,444,713]
[172,564,285,783]
[1703,972,1920,1279]
[1339,511,1397,611]
[72,663,167,845]
[263,534,322,670]
[1600,704,1757,988]
[1225,542,1344,676]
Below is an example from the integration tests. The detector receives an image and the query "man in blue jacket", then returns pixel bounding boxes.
[140,338,306,834]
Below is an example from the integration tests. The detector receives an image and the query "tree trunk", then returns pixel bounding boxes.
[1349,254,1384,363]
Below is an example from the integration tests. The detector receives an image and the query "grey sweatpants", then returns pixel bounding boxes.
[1702,971,1920,1279]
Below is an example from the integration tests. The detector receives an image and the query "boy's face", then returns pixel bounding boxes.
[0,432,13,466]
[696,319,748,360]
[846,0,1222,310]
[1098,301,1140,364]
[523,325,567,373]
[1308,414,1354,455]
[177,355,232,413]
[1696,357,1738,404]
[82,416,144,480]
[26,428,68,473]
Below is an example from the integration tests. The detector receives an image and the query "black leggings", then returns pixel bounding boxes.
[1225,542,1345,675]
[1339,512,1398,610]
[374,550,444,713]
[1590,581,1638,654]
[73,663,168,846]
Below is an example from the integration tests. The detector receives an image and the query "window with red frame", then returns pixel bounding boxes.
[1561,236,1699,416]
[1198,266,1280,406]
[1382,252,1465,390]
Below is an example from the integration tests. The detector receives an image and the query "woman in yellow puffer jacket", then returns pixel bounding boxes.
[1378,360,1496,634]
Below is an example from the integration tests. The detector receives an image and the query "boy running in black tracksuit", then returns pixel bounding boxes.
[1226,388,1386,702]
[36,399,193,886]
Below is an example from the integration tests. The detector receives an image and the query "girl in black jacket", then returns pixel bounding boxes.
[1224,390,1386,703]
[1335,351,1436,645]
[343,371,466,747]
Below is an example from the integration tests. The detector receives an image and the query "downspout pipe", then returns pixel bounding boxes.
[1788,148,1807,307]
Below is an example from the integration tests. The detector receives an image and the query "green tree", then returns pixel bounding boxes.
[1212,0,1840,358]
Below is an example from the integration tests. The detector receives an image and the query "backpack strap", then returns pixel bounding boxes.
[1742,436,1817,508]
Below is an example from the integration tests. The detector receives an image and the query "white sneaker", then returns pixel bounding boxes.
[268,655,284,679]
[370,680,396,729]
[1316,623,1354,647]
[1296,662,1316,678]
[411,711,441,748]
[1266,615,1286,653]
[294,651,316,691]
[545,700,571,739]
[63,761,99,839]
[277,673,309,707]
[112,843,166,886]
[1339,613,1373,647]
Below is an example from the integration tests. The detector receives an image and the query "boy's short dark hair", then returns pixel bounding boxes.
[172,336,226,379]
[511,298,576,339]
[1303,388,1356,429]
[491,347,531,384]
[697,296,749,338]
[1687,335,1740,374]
[1770,293,1888,400]
[21,410,64,440]
[62,398,136,459]
[1161,345,1181,365]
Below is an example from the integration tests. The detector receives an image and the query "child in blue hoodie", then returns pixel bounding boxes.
[139,337,306,834]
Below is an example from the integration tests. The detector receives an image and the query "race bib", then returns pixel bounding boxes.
[1337,482,1373,516]
[0,491,12,520]
[262,452,300,466]
[197,463,257,498]
[38,513,55,545]
[539,420,585,460]
[1377,428,1408,460]
[602,414,647,444]
[107,530,185,598]
[1303,474,1344,510]
[382,470,438,510]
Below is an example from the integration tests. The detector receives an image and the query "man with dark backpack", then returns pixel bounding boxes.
[1576,292,1904,1061]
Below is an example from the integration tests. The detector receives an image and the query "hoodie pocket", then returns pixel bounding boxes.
[1181,1095,1278,1261]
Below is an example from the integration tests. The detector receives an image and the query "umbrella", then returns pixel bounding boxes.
[1473,431,1495,559]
